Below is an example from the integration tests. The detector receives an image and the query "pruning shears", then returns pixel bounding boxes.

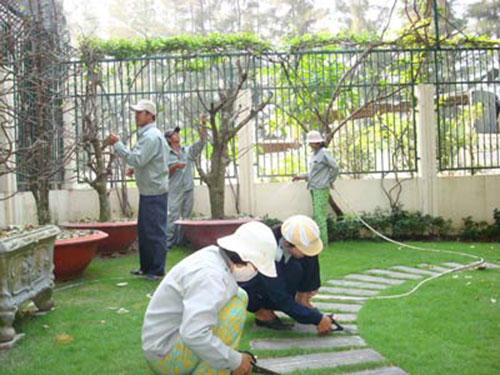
[240,351,284,375]
[329,313,345,332]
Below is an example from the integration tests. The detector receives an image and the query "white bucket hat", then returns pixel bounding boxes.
[281,215,323,256]
[130,99,156,116]
[306,130,324,143]
[217,221,277,277]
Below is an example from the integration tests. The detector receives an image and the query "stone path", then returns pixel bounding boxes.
[249,261,467,374]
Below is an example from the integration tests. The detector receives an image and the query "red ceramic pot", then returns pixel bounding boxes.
[53,230,108,281]
[60,221,137,255]
[175,218,255,250]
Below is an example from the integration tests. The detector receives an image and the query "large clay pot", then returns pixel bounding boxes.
[175,218,255,250]
[60,221,137,255]
[53,230,108,281]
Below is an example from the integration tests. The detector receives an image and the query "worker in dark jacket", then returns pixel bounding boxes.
[238,215,334,334]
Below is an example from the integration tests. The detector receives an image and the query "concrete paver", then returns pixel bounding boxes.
[346,274,406,285]
[257,348,385,373]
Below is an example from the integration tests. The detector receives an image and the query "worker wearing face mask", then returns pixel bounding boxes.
[238,215,334,335]
[142,221,277,375]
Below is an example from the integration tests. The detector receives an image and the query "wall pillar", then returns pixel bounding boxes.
[236,90,256,216]
[416,84,438,216]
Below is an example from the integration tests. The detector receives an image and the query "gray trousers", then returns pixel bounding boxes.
[167,188,194,248]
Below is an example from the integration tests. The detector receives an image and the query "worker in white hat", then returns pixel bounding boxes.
[292,130,338,304]
[238,215,334,335]
[107,99,170,281]
[142,221,277,375]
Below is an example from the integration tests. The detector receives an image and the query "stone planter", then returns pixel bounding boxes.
[0,225,59,350]
[54,230,108,281]
[60,221,137,255]
[175,218,255,250]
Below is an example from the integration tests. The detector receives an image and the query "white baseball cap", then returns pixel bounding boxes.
[281,215,323,256]
[130,99,156,116]
[306,130,324,143]
[217,221,278,277]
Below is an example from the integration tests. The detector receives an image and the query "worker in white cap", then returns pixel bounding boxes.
[238,215,334,335]
[164,115,207,248]
[107,99,170,281]
[142,221,277,375]
[292,130,338,305]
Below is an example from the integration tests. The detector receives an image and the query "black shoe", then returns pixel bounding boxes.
[255,318,294,331]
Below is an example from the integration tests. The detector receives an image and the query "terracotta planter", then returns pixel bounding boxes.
[175,218,255,250]
[53,230,108,281]
[60,221,137,255]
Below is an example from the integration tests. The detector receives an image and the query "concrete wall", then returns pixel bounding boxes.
[1,175,499,226]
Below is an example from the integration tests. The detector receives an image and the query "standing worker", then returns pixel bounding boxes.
[107,99,170,281]
[165,116,207,248]
[142,221,278,375]
[292,130,338,305]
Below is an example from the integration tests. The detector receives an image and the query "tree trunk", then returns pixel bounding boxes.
[328,194,344,219]
[208,138,229,219]
[31,181,51,225]
[94,179,111,222]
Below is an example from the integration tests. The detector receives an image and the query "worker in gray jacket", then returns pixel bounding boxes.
[142,221,278,375]
[165,116,206,248]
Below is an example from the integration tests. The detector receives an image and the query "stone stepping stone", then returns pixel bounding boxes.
[257,348,385,373]
[275,311,358,322]
[285,323,358,334]
[320,286,380,296]
[442,262,466,268]
[315,295,367,301]
[337,366,408,375]
[313,302,362,312]
[253,319,358,333]
[365,269,423,280]
[313,302,363,312]
[390,266,440,276]
[346,274,406,285]
[326,279,390,290]
[250,335,366,350]
[418,264,451,273]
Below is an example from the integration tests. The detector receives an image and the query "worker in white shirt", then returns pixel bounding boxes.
[142,221,278,375]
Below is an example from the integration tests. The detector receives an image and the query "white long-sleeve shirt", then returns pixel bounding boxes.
[142,246,242,371]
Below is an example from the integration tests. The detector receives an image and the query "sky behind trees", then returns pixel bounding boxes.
[61,0,498,43]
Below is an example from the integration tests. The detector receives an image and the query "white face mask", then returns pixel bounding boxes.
[232,264,258,282]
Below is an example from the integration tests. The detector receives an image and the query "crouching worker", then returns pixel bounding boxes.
[239,215,334,335]
[141,221,278,375]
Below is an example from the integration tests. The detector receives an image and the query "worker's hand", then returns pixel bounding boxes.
[232,353,253,375]
[107,133,120,146]
[126,168,134,177]
[316,314,333,335]
[292,175,301,182]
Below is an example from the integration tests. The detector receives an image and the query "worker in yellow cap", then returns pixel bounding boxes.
[238,215,334,335]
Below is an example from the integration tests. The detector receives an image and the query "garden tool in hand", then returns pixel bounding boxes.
[240,351,284,375]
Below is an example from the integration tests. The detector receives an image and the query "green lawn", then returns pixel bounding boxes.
[1,241,499,375]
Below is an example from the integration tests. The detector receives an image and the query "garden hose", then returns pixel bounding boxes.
[329,191,486,301]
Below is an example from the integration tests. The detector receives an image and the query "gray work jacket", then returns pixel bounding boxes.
[168,139,205,193]
[300,147,339,190]
[114,122,170,196]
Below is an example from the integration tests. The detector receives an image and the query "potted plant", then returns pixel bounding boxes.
[53,229,109,281]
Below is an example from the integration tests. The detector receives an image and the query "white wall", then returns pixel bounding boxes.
[1,175,499,226]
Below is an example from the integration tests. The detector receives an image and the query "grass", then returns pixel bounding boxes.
[0,241,499,375]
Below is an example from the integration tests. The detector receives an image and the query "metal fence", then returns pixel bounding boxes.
[49,47,500,184]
